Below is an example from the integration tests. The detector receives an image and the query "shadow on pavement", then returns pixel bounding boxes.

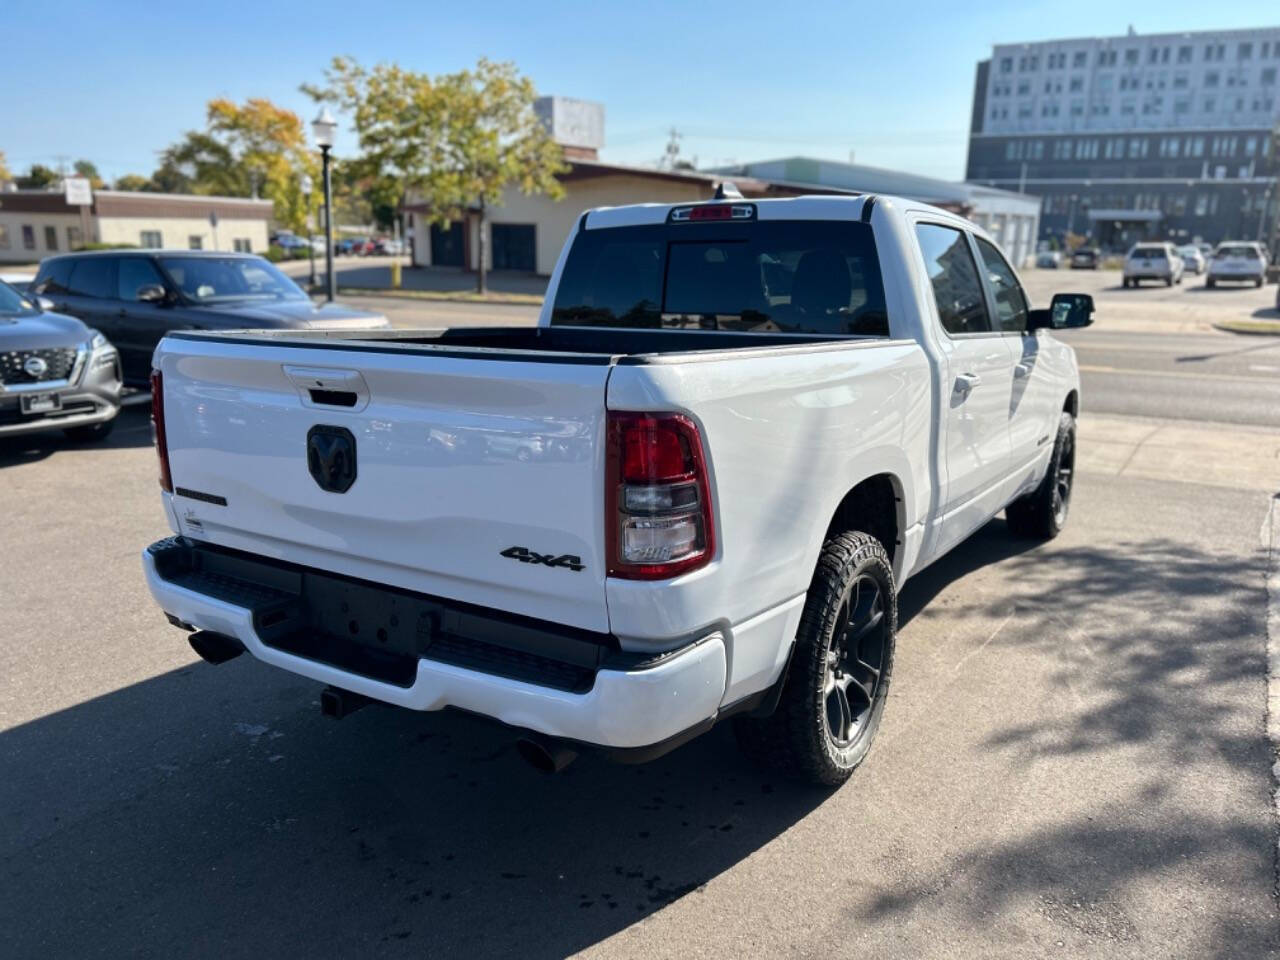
[0,406,153,469]
[2,515,1275,957]
[861,533,1276,959]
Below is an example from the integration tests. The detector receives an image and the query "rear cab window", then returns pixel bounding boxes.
[1131,246,1167,259]
[550,216,889,337]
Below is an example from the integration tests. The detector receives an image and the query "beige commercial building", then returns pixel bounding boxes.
[405,160,853,277]
[0,189,273,264]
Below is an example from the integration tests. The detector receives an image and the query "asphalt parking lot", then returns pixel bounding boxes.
[2,275,1278,958]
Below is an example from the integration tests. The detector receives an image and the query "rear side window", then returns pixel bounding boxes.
[551,219,888,336]
[67,257,117,299]
[974,237,1029,333]
[914,224,992,335]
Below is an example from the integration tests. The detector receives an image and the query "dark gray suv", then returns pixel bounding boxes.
[33,250,389,386]
[0,279,122,441]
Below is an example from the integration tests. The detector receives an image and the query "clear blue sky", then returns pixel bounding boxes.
[4,0,1276,185]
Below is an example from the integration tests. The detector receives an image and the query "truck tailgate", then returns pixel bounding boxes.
[156,336,611,633]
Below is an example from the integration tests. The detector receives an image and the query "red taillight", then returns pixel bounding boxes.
[606,412,714,580]
[150,369,172,493]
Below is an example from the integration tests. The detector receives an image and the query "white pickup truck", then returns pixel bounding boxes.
[142,192,1091,785]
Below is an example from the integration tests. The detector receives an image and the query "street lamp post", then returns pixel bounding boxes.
[311,107,338,303]
[300,173,316,289]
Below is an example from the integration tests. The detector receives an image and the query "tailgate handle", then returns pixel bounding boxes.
[308,388,358,407]
[283,365,370,412]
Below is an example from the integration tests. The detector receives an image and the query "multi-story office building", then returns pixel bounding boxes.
[966,27,1280,251]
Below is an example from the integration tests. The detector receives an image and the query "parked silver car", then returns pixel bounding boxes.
[0,279,122,441]
[1177,245,1206,275]
[1122,243,1184,287]
[1205,242,1266,288]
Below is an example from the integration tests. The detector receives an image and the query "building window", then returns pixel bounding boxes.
[1173,73,1188,89]
[1263,68,1277,86]
[188,235,203,250]
[999,57,1013,73]
[1073,51,1087,68]
[1245,136,1258,156]
[67,226,82,250]
[140,230,162,248]
[22,226,35,251]
[1016,80,1030,95]
[1069,76,1084,92]
[1203,97,1216,113]
[1178,45,1192,63]
[44,226,58,251]
[0,225,9,249]
[233,238,252,253]
[1239,42,1253,60]
[1124,48,1139,66]
[1205,71,1219,88]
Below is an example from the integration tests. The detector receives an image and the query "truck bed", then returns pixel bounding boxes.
[164,325,892,364]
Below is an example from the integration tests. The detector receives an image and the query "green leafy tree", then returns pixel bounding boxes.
[73,160,105,189]
[0,150,11,184]
[112,173,152,192]
[307,57,566,292]
[17,163,60,189]
[154,99,319,232]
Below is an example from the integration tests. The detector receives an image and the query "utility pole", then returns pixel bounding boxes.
[660,128,682,170]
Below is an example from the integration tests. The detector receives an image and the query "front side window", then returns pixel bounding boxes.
[974,238,1029,333]
[551,219,888,337]
[158,256,308,303]
[914,224,992,336]
[117,258,167,301]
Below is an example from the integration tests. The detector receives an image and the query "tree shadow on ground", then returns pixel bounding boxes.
[857,530,1277,959]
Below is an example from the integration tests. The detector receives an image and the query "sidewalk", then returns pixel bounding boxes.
[1077,412,1280,493]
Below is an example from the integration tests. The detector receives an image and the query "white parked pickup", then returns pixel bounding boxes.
[142,192,1090,785]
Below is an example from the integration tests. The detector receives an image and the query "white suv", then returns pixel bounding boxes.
[1206,242,1266,289]
[1123,243,1183,288]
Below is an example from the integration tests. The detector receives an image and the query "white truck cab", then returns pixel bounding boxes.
[142,191,1089,785]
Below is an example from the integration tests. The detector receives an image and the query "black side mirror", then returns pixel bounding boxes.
[136,284,168,303]
[1029,293,1094,331]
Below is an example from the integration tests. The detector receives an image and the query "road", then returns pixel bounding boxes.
[1,272,1278,959]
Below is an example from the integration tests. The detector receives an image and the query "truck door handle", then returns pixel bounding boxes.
[954,372,982,392]
[1013,363,1031,378]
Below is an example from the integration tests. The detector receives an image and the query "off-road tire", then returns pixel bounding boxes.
[63,419,116,443]
[733,531,897,787]
[1006,411,1075,540]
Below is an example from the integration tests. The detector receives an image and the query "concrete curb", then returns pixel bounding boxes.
[1212,321,1280,337]
[332,287,544,307]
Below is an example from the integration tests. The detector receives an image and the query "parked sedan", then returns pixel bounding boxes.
[1177,245,1206,275]
[1205,242,1266,288]
[31,250,391,386]
[1122,243,1184,287]
[1035,251,1061,269]
[0,279,121,441]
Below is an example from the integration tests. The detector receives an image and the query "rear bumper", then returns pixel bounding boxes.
[141,539,727,750]
[1206,271,1263,283]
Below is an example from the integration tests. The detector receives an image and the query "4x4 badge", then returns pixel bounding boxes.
[500,546,584,572]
